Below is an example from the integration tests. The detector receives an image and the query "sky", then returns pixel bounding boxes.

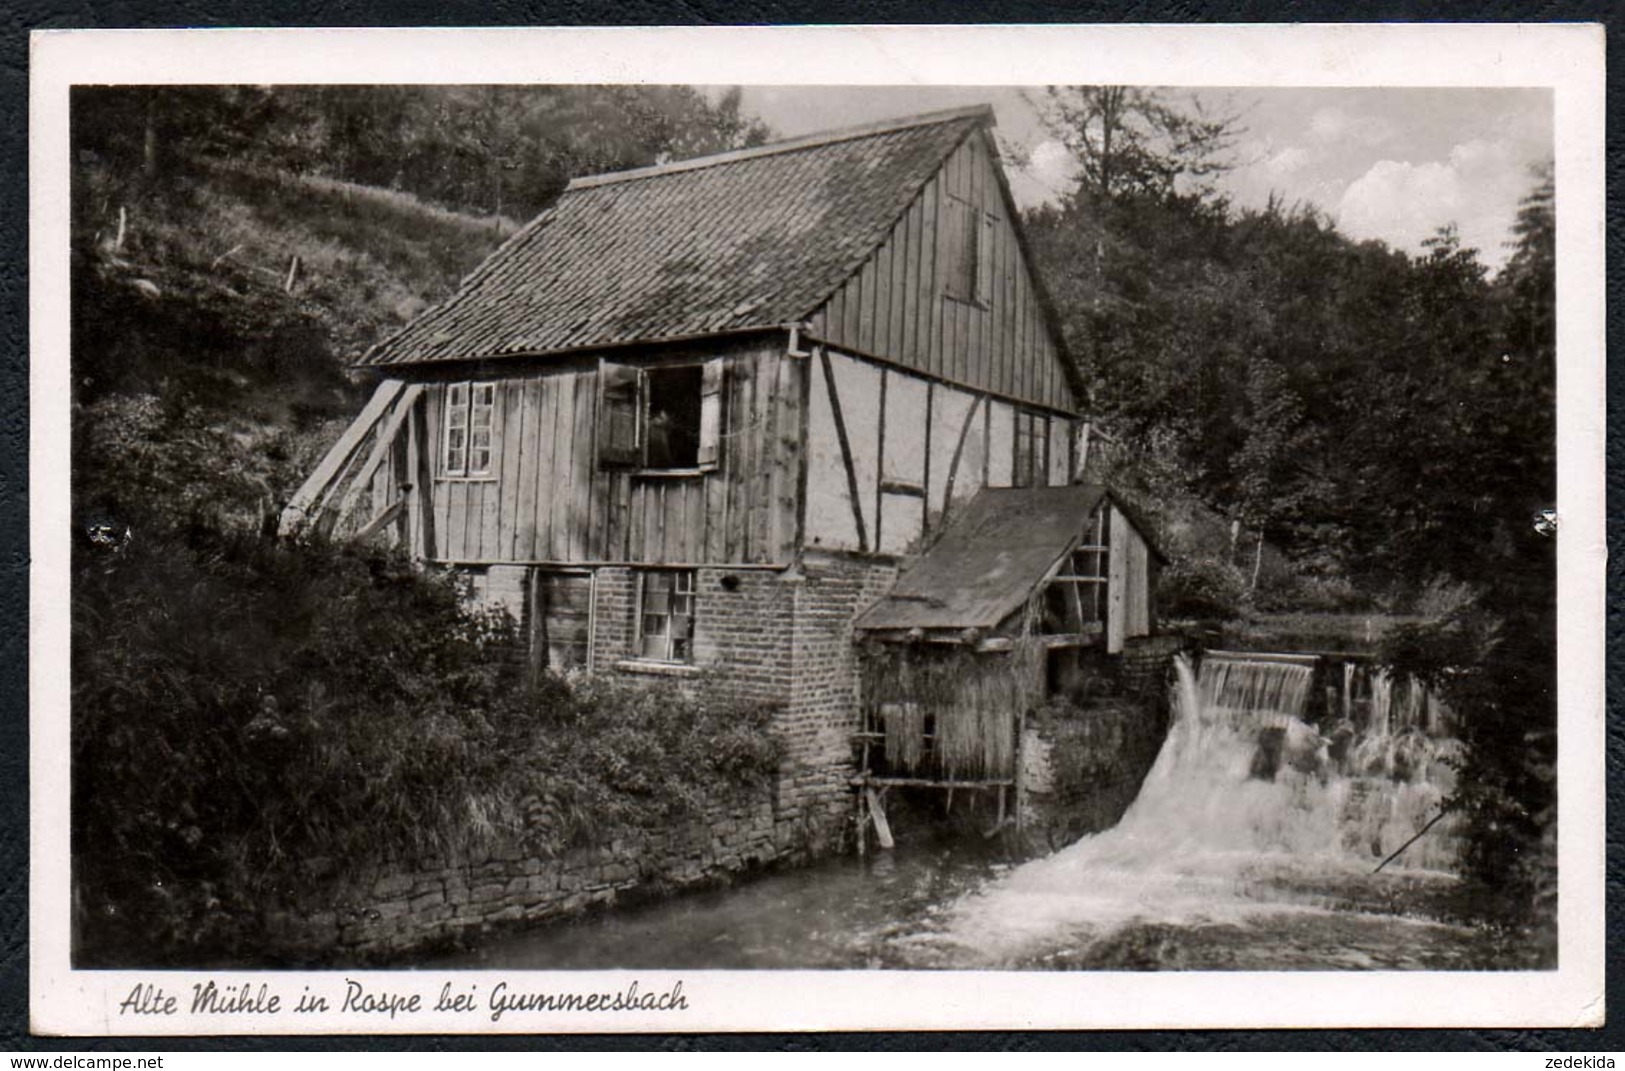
[718,85,1552,273]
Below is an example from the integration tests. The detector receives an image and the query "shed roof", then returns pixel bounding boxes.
[360,106,991,367]
[854,484,1110,634]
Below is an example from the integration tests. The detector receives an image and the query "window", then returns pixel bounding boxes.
[598,358,724,471]
[945,197,997,306]
[638,570,696,662]
[443,381,497,476]
[1013,410,1050,488]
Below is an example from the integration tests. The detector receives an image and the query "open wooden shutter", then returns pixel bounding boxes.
[696,357,726,471]
[598,359,642,468]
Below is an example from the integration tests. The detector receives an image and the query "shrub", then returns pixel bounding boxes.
[1156,555,1248,622]
[71,523,782,966]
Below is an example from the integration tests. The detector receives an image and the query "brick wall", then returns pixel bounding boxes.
[312,553,899,961]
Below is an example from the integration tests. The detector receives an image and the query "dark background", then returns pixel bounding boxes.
[3,0,1620,1053]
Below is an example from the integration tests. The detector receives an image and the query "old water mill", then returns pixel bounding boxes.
[439,648,1490,971]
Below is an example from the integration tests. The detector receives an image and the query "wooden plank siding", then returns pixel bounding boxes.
[419,339,799,567]
[807,129,1072,416]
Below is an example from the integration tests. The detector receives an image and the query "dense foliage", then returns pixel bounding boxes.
[72,525,781,966]
[73,84,770,224]
[1029,89,1557,939]
[68,86,789,965]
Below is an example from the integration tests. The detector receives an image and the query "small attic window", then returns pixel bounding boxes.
[945,197,996,306]
[599,358,725,472]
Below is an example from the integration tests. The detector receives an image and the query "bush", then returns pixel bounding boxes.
[72,524,782,966]
[1156,555,1248,622]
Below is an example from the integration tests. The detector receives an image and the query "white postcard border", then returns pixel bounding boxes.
[29,23,1608,1035]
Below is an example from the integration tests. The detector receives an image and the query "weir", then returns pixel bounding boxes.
[929,650,1466,966]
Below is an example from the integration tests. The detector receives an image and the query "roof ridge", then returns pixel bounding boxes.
[566,103,995,192]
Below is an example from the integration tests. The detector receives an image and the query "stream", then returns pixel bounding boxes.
[431,654,1513,972]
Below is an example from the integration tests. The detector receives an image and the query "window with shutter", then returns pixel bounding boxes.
[598,361,643,468]
[944,197,979,302]
[598,357,724,472]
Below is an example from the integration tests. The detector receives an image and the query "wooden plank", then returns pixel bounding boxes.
[703,378,728,562]
[571,371,594,560]
[554,374,581,561]
[331,384,424,527]
[792,352,812,559]
[442,478,464,561]
[514,379,540,559]
[755,348,780,562]
[404,400,425,556]
[871,234,891,359]
[817,346,869,553]
[925,177,944,379]
[940,393,983,525]
[873,367,887,553]
[282,378,405,527]
[921,381,933,537]
[858,245,878,356]
[355,497,406,543]
[866,787,894,851]
[1108,505,1128,654]
[500,378,523,559]
[538,376,563,559]
[905,196,925,366]
[770,347,797,560]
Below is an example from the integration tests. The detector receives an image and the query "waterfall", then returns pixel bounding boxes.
[929,651,1464,966]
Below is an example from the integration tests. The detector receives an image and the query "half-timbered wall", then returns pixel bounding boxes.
[805,348,1076,556]
[804,128,1072,415]
[397,337,800,566]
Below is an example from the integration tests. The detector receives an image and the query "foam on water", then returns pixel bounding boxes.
[924,653,1463,967]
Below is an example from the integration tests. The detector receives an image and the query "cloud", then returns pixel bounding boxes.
[1335,138,1530,266]
[1262,146,1311,177]
[1308,106,1394,148]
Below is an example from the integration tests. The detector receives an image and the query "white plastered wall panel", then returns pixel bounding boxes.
[805,350,882,552]
[986,400,1014,489]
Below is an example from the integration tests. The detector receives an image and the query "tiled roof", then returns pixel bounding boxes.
[360,107,991,367]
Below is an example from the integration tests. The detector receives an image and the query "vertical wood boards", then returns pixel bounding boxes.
[1126,525,1151,639]
[803,134,1074,416]
[1107,504,1129,654]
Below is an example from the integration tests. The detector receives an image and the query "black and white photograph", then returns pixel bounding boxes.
[30,25,1605,1034]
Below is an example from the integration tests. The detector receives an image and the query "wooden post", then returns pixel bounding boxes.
[1012,711,1025,840]
[866,787,894,850]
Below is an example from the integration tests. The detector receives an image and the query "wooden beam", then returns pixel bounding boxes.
[865,787,895,850]
[879,479,926,498]
[817,346,869,553]
[940,393,985,525]
[412,396,437,560]
[333,384,425,528]
[354,497,407,542]
[281,378,405,532]
[874,367,887,553]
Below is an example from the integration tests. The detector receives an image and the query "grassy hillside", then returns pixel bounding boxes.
[71,155,519,520]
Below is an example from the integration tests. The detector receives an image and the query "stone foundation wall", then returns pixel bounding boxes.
[282,786,811,960]
[306,553,900,960]
[1020,693,1168,849]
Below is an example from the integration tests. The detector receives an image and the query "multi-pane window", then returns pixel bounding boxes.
[1013,410,1050,488]
[638,570,696,662]
[444,381,497,476]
